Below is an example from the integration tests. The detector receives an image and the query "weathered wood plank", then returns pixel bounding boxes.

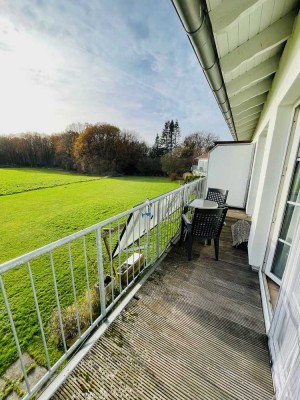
[52,211,273,400]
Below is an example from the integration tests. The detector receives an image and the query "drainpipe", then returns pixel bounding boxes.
[171,0,237,140]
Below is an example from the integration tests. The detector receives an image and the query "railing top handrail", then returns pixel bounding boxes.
[0,178,205,274]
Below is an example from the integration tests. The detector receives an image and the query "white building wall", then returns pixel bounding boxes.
[247,13,300,269]
[207,144,254,208]
[245,13,300,400]
[246,132,266,216]
[248,108,294,268]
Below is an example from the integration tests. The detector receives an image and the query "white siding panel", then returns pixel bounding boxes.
[260,1,276,31]
[249,6,263,40]
[215,32,229,59]
[226,24,239,54]
[271,0,286,23]
[238,16,250,47]
[207,144,254,208]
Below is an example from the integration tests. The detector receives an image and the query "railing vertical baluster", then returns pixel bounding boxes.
[109,224,114,303]
[145,201,151,267]
[167,194,171,242]
[125,217,129,287]
[138,210,142,274]
[0,275,31,394]
[156,200,161,258]
[95,229,106,317]
[68,243,81,337]
[50,252,67,353]
[132,214,136,280]
[162,198,166,249]
[83,236,93,324]
[117,220,122,293]
[27,262,51,371]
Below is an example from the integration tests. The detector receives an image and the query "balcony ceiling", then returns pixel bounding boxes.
[206,0,299,140]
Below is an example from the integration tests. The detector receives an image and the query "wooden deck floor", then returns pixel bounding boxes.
[52,210,274,400]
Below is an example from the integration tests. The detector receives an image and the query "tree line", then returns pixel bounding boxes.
[0,120,218,177]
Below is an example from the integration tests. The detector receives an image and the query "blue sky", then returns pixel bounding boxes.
[0,0,232,144]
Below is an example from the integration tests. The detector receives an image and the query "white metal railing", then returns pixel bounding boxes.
[0,177,206,399]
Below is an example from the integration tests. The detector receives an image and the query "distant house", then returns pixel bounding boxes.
[192,153,208,176]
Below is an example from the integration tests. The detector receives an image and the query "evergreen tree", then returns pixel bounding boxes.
[169,120,175,152]
[150,120,181,158]
[150,133,164,158]
[160,121,170,154]
[174,120,181,148]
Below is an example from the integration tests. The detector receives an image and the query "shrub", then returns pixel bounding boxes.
[49,287,100,347]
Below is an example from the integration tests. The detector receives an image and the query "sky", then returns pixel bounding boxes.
[0,0,232,144]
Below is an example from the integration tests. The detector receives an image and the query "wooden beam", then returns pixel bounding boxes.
[235,114,260,127]
[226,54,280,95]
[237,122,258,135]
[209,0,267,33]
[229,78,272,108]
[236,117,259,130]
[220,10,297,74]
[232,93,267,115]
[233,104,263,120]
[238,130,255,140]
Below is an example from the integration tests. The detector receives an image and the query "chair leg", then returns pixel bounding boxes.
[187,234,193,261]
[207,239,211,246]
[180,220,185,244]
[214,238,219,261]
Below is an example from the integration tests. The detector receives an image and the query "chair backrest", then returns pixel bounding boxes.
[206,188,229,207]
[191,207,228,238]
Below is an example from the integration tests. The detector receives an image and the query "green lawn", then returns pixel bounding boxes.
[0,168,101,196]
[0,168,179,378]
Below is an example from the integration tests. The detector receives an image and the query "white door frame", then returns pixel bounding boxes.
[269,204,300,398]
[264,107,300,285]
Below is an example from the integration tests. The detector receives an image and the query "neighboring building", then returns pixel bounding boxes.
[173,0,300,398]
[192,153,208,175]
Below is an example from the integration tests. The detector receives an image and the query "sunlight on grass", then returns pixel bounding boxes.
[0,168,180,375]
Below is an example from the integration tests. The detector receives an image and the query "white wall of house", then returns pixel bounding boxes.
[246,131,267,216]
[207,143,254,208]
[247,13,300,270]
[246,13,300,399]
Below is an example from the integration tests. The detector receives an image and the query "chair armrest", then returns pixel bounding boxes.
[182,214,192,232]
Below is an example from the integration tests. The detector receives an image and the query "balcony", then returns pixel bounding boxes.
[51,210,273,400]
[0,181,274,399]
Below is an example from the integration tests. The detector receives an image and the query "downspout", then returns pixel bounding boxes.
[171,0,237,140]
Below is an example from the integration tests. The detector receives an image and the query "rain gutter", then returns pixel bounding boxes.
[171,0,237,140]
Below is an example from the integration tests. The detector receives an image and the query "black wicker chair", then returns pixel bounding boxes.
[206,188,229,207]
[181,207,228,261]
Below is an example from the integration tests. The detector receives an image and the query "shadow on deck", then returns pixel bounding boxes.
[52,210,274,400]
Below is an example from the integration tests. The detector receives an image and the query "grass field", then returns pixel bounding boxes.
[0,168,101,196]
[0,168,179,379]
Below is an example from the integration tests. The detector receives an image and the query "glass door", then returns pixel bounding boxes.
[270,153,300,281]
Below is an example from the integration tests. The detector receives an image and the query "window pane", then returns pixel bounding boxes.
[271,241,290,279]
[288,161,300,203]
[280,204,300,244]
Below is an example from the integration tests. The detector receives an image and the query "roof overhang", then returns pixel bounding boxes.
[172,0,300,141]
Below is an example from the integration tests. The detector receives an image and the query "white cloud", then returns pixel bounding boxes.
[0,0,232,142]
